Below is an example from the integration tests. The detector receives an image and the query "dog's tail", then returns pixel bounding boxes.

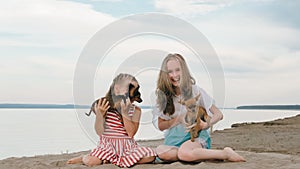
[85,109,93,116]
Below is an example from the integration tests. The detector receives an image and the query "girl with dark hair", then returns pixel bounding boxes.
[68,73,156,167]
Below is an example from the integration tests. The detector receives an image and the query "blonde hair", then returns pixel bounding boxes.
[156,53,195,115]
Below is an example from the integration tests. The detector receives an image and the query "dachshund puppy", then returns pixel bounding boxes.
[178,94,211,142]
[85,83,142,116]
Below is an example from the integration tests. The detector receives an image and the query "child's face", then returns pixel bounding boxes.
[166,59,181,87]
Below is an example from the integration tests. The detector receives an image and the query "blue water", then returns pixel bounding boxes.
[0,108,299,160]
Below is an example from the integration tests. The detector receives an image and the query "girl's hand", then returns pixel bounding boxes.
[185,119,209,131]
[94,98,110,117]
[120,98,132,116]
[198,119,209,130]
[168,113,186,128]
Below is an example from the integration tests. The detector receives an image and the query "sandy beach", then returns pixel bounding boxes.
[0,114,299,169]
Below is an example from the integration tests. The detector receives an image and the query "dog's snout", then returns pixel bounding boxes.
[188,105,196,110]
[136,97,143,103]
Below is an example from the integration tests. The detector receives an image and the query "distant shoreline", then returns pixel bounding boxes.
[236,105,300,110]
[0,103,153,109]
[0,103,88,109]
[1,103,300,110]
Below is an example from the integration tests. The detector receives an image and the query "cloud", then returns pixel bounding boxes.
[154,0,238,16]
[0,0,115,48]
[0,0,116,103]
[90,0,123,2]
[1,0,299,107]
[194,11,300,74]
[175,1,300,107]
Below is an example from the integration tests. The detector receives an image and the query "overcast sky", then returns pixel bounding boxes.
[1,0,299,108]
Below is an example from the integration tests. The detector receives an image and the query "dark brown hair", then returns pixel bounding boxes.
[105,73,138,117]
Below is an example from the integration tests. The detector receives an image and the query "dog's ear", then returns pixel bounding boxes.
[134,85,140,96]
[129,83,134,89]
[128,83,135,96]
[194,94,201,101]
[128,84,143,103]
[133,85,143,103]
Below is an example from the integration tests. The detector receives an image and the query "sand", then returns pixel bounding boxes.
[1,114,299,169]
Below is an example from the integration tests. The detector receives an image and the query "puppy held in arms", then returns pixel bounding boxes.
[85,83,143,116]
[179,94,211,142]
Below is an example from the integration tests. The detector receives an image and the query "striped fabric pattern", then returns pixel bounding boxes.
[103,111,128,137]
[90,110,157,167]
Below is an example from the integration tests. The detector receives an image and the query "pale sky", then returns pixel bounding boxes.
[0,0,299,108]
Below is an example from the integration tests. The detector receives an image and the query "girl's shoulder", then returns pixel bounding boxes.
[192,85,212,100]
[134,105,141,112]
[132,104,141,113]
[192,84,205,94]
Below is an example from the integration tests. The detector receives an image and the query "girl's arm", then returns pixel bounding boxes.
[122,106,141,138]
[209,104,223,125]
[94,99,110,136]
[199,104,223,130]
[157,113,185,131]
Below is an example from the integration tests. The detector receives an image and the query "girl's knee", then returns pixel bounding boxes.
[156,145,180,161]
[157,151,170,161]
[156,145,167,154]
[177,149,193,162]
[157,145,178,154]
[146,156,156,162]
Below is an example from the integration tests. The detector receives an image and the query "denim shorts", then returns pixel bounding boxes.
[164,124,211,149]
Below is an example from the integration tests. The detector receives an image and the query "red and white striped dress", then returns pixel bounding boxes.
[89,106,157,167]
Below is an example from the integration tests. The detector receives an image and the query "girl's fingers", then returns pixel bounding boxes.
[105,105,110,111]
[125,98,130,104]
[94,103,98,110]
[97,98,108,108]
[104,100,109,107]
[186,123,196,130]
[101,98,106,106]
[94,98,110,114]
[120,100,125,107]
[120,98,131,114]
[97,99,103,109]
[104,101,110,111]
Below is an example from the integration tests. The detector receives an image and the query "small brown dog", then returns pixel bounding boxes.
[179,94,211,142]
[85,83,142,116]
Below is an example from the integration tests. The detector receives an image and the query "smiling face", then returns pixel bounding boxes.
[166,59,182,87]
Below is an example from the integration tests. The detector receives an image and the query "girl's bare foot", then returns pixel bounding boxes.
[224,147,246,162]
[67,156,83,164]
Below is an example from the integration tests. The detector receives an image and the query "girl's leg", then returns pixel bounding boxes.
[137,156,156,164]
[156,145,179,162]
[67,155,83,164]
[178,140,245,162]
[67,154,103,166]
[82,155,103,167]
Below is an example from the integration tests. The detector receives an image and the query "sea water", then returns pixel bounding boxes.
[0,108,299,160]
